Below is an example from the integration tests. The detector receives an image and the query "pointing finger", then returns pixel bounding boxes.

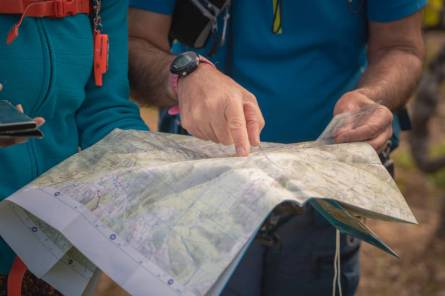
[225,98,250,156]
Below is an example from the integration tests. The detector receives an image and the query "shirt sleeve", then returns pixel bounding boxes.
[128,0,176,15]
[76,0,148,149]
[367,0,427,22]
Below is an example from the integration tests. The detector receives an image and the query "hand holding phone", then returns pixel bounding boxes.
[0,100,45,148]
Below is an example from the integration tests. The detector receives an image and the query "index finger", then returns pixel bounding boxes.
[225,99,250,156]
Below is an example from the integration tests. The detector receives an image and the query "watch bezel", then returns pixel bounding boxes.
[170,51,200,77]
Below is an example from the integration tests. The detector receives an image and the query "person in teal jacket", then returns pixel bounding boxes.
[0,0,148,288]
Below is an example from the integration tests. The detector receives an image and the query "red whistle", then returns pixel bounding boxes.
[94,33,109,87]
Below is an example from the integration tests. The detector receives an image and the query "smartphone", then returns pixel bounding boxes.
[0,100,43,138]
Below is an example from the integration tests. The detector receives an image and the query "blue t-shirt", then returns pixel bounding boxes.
[130,0,426,143]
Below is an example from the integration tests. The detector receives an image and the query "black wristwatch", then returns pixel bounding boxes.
[168,52,214,97]
[170,51,200,77]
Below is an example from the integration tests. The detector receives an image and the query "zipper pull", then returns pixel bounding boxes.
[7,24,20,45]
[7,12,27,45]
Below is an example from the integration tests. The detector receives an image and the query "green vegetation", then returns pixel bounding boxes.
[393,148,416,171]
[429,142,445,188]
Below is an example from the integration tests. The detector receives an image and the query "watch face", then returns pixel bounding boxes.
[170,51,199,76]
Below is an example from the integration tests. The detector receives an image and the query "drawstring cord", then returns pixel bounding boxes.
[332,230,343,296]
[7,1,54,44]
[258,145,344,296]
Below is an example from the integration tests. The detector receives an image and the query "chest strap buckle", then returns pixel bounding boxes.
[55,0,85,17]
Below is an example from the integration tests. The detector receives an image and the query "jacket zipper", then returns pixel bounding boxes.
[31,19,54,116]
[28,19,55,178]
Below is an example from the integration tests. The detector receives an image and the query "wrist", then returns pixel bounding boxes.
[354,88,374,99]
[335,90,373,115]
[167,72,180,101]
[342,89,381,106]
[353,88,390,108]
[168,54,214,99]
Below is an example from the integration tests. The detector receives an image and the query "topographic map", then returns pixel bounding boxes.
[0,129,416,296]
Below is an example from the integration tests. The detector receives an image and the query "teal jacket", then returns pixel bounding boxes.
[0,0,148,274]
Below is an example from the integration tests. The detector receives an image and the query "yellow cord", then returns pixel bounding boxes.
[272,0,283,34]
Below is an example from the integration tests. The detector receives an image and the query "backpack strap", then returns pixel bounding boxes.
[7,257,27,296]
[0,0,90,16]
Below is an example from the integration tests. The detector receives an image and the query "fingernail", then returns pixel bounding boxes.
[254,136,261,146]
[236,146,247,156]
[35,118,45,127]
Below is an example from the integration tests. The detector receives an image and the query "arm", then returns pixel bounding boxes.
[128,9,265,156]
[128,9,175,107]
[76,0,147,149]
[334,11,424,151]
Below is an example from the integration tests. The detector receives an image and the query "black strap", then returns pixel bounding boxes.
[395,107,412,131]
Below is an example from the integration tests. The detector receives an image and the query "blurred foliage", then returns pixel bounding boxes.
[391,148,415,194]
[392,141,445,191]
[429,142,445,188]
[393,148,416,171]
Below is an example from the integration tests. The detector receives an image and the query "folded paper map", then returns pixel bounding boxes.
[0,129,416,296]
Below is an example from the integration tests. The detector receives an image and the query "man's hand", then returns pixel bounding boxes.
[177,64,265,156]
[0,105,45,148]
[128,9,264,156]
[333,91,393,152]
[331,12,423,152]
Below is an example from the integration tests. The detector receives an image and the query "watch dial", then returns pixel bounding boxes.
[175,55,194,68]
[171,52,198,74]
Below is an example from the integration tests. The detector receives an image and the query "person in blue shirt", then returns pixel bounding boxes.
[0,0,148,293]
[127,1,425,295]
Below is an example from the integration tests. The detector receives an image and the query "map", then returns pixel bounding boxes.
[0,128,416,296]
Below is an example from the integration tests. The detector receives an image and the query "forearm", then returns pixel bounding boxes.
[128,37,176,108]
[356,47,424,110]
